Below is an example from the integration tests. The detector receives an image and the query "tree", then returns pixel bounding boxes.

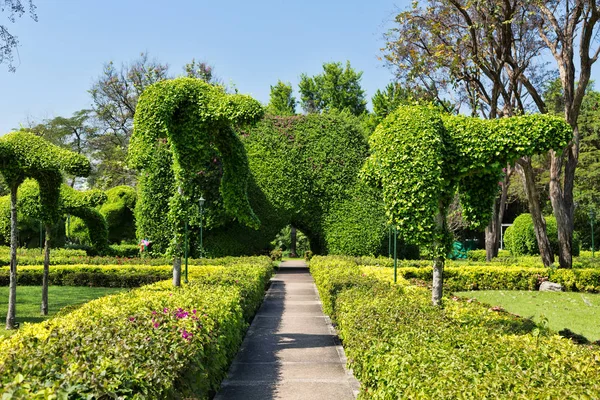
[533,0,600,268]
[383,0,558,265]
[1,0,37,72]
[362,105,570,305]
[183,58,219,84]
[299,61,367,116]
[371,82,438,123]
[21,110,96,186]
[267,80,296,116]
[0,132,90,328]
[386,0,600,268]
[88,53,169,189]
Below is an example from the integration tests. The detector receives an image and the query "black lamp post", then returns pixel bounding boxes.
[590,208,596,258]
[199,196,205,258]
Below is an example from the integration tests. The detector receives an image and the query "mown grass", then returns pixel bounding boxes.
[454,290,600,341]
[0,286,127,336]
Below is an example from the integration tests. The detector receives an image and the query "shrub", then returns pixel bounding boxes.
[270,248,282,261]
[0,261,272,398]
[505,214,580,257]
[310,256,600,399]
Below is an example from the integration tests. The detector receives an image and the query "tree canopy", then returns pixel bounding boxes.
[299,61,367,116]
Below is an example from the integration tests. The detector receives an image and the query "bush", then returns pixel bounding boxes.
[505,214,580,257]
[310,256,600,399]
[0,260,273,398]
[0,256,274,288]
[270,248,282,261]
[109,243,141,257]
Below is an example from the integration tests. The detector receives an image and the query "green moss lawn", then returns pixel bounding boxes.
[0,286,127,336]
[455,290,600,342]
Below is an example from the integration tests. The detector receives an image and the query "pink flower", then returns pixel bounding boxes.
[128,317,136,322]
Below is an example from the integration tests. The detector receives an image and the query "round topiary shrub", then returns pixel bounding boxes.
[504,213,579,257]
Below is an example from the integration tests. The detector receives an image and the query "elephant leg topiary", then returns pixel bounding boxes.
[363,105,572,305]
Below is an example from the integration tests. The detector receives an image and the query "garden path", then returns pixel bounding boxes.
[214,260,358,399]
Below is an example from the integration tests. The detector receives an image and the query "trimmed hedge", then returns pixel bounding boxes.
[0,256,273,288]
[0,260,273,398]
[310,256,600,399]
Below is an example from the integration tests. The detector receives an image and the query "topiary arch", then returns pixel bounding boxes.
[130,77,264,285]
[362,105,572,305]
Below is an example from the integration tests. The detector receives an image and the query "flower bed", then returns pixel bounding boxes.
[310,256,600,399]
[0,260,273,398]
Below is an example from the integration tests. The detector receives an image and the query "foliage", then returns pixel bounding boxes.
[271,225,310,255]
[0,131,90,224]
[505,213,580,257]
[310,256,600,398]
[371,82,437,124]
[298,61,366,116]
[131,77,263,256]
[88,53,170,188]
[204,110,371,256]
[267,80,296,116]
[0,0,37,72]
[0,260,273,398]
[362,106,572,259]
[99,185,136,244]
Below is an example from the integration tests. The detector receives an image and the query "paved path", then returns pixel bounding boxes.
[215,260,358,400]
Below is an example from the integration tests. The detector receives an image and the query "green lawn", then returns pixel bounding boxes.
[0,286,127,336]
[454,290,600,342]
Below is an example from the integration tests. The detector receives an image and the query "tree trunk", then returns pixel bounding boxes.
[6,186,18,330]
[549,144,577,268]
[485,199,499,261]
[41,224,51,316]
[290,226,297,258]
[517,159,554,266]
[432,209,445,306]
[172,256,181,287]
[485,167,511,261]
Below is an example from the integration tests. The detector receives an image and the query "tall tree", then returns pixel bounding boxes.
[88,53,169,189]
[533,0,600,268]
[267,80,296,116]
[299,61,367,116]
[183,58,220,84]
[0,0,37,72]
[384,0,559,265]
[372,82,441,123]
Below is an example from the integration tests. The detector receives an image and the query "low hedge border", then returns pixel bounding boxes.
[0,260,273,398]
[0,256,273,287]
[321,255,600,292]
[310,256,600,399]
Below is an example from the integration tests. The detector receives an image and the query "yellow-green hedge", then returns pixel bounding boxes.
[310,256,600,399]
[0,260,273,398]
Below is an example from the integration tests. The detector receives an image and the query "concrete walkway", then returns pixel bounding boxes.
[215,260,359,400]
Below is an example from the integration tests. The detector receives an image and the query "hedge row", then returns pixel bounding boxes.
[350,262,600,293]
[0,256,273,288]
[0,260,273,398]
[310,256,600,399]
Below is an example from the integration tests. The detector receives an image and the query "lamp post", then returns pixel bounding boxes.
[393,226,398,283]
[184,218,189,284]
[199,196,205,258]
[590,208,596,258]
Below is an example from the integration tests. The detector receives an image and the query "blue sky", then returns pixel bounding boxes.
[0,0,404,133]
